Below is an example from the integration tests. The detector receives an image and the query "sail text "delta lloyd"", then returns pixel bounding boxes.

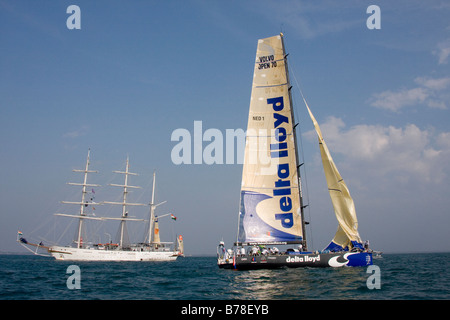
[268,96,294,229]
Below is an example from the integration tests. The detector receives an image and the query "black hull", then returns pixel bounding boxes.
[218,252,372,270]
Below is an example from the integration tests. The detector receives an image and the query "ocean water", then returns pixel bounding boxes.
[0,252,449,300]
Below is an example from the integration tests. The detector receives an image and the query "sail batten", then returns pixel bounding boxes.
[255,83,289,88]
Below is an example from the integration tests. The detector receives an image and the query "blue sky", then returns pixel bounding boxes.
[1,0,450,255]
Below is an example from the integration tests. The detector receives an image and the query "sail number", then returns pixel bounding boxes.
[253,116,264,121]
[258,55,277,69]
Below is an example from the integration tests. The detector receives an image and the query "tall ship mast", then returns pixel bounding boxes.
[56,149,102,249]
[103,156,147,249]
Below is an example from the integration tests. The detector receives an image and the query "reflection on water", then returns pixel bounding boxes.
[224,267,367,300]
[231,269,284,300]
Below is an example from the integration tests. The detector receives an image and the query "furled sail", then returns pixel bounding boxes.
[153,220,161,244]
[177,235,184,256]
[237,34,304,245]
[305,103,363,251]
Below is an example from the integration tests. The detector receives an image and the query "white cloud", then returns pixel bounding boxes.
[414,76,450,91]
[436,131,450,149]
[368,76,450,112]
[306,117,450,184]
[369,87,428,112]
[63,125,89,138]
[433,39,450,64]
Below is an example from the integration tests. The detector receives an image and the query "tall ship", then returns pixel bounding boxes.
[218,34,376,269]
[18,150,183,261]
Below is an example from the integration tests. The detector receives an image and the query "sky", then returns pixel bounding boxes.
[1,0,450,256]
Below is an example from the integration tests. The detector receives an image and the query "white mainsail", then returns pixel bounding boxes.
[237,34,305,245]
[305,102,363,251]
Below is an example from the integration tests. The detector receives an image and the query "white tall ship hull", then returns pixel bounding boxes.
[49,245,179,261]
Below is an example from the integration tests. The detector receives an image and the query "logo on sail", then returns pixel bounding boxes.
[268,97,294,229]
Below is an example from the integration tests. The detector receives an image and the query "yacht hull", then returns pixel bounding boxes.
[218,252,372,270]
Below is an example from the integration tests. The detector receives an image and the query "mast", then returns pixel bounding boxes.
[280,34,308,250]
[103,157,146,248]
[61,149,100,249]
[148,171,156,244]
[147,171,167,245]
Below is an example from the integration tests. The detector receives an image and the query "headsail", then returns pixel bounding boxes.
[237,34,305,245]
[305,102,363,251]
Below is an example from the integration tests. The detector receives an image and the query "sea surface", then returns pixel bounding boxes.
[0,252,449,301]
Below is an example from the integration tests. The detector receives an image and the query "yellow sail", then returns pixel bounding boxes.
[305,103,363,251]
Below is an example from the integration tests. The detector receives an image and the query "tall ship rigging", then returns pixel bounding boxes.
[17,150,183,261]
